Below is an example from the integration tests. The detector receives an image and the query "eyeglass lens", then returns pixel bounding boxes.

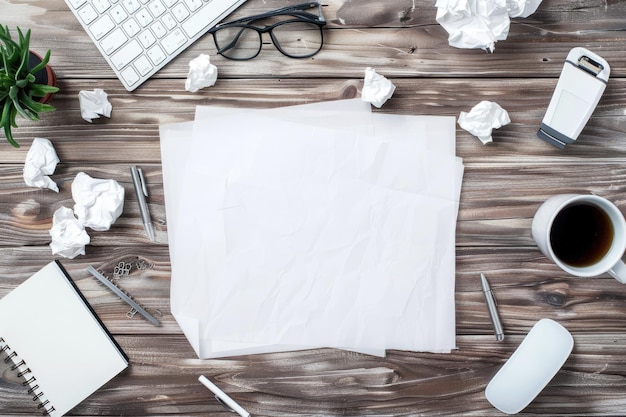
[214,21,323,60]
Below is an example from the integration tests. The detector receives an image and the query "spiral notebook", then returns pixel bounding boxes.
[0,260,128,416]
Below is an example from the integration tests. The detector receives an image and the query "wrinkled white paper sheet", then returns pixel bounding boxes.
[161,99,464,359]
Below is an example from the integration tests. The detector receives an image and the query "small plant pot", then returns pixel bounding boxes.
[28,50,57,104]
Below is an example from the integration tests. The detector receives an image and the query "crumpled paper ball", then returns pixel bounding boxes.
[79,89,112,123]
[72,172,125,231]
[23,137,60,192]
[185,54,218,93]
[361,67,396,108]
[436,0,543,51]
[458,100,511,144]
[436,0,510,52]
[507,0,542,18]
[49,206,91,259]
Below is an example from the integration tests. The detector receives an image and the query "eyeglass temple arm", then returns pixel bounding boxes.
[213,2,323,27]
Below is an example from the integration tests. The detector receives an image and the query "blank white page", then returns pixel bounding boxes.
[0,261,128,416]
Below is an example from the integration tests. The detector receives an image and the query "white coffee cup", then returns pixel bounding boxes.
[531,194,626,283]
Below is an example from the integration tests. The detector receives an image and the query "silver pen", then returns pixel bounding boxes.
[130,166,156,242]
[481,273,504,341]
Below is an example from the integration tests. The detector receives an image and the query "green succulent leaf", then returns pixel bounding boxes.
[0,26,57,147]
[19,91,52,115]
[3,121,19,148]
[1,101,19,147]
[28,83,59,97]
[29,50,50,75]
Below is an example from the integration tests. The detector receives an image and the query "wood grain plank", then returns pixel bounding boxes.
[6,0,626,80]
[2,246,626,338]
[3,334,626,416]
[3,161,626,248]
[2,77,625,162]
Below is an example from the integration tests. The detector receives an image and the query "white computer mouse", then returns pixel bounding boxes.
[485,318,574,414]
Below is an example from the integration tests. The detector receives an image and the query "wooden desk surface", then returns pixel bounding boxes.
[2,0,626,415]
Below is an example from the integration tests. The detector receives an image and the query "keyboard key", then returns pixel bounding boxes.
[151,21,167,38]
[163,0,177,6]
[161,13,177,30]
[93,0,111,13]
[134,56,153,75]
[122,18,141,37]
[100,27,128,54]
[183,0,202,12]
[89,15,115,40]
[138,30,157,48]
[161,29,187,54]
[147,45,166,65]
[136,8,154,27]
[109,4,128,23]
[120,66,140,86]
[148,0,166,17]
[78,4,98,25]
[111,39,142,69]
[67,0,87,9]
[181,4,212,38]
[171,3,190,22]
[121,0,140,13]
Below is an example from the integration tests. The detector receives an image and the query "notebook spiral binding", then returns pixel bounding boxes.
[0,337,56,416]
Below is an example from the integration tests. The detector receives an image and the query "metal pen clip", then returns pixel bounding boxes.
[481,273,504,342]
[130,166,156,242]
[137,167,149,197]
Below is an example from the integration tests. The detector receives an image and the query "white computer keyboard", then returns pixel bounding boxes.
[65,0,247,91]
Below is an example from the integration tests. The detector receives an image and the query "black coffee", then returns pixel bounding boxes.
[550,203,614,267]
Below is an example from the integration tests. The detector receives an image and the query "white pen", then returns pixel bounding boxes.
[130,166,156,242]
[481,273,505,342]
[198,375,250,417]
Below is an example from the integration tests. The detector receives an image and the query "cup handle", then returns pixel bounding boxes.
[608,260,626,284]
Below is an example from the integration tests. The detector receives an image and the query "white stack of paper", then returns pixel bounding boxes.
[160,99,464,359]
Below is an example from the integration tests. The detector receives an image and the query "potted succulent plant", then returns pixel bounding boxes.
[0,25,59,148]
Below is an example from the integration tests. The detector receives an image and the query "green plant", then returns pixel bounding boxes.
[0,25,59,148]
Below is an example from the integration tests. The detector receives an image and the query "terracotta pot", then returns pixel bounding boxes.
[28,50,57,104]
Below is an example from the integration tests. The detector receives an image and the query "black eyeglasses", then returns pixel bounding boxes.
[208,2,326,60]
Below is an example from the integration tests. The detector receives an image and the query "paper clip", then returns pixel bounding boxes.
[113,262,132,279]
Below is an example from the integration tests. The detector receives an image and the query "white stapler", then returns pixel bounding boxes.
[537,47,610,148]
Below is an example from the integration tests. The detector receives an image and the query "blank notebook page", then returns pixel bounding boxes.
[0,261,128,416]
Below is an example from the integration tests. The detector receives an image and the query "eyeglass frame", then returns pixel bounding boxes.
[208,2,326,60]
